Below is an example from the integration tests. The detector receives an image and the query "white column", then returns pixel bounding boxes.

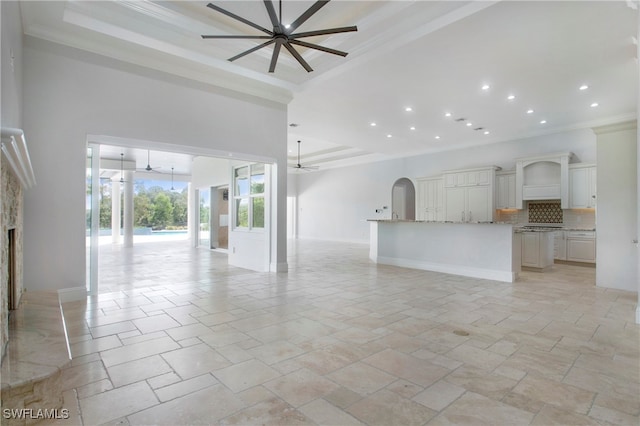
[111,177,121,244]
[123,170,134,248]
[188,183,197,247]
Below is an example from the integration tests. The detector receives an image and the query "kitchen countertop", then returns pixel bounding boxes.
[514,225,596,233]
[368,219,503,224]
[368,220,595,232]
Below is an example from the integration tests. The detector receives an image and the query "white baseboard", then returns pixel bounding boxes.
[376,256,517,283]
[57,286,87,303]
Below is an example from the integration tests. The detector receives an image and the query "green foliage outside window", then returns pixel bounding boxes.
[234,164,265,230]
[98,182,188,230]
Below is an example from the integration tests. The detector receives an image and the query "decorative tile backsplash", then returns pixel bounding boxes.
[528,201,563,223]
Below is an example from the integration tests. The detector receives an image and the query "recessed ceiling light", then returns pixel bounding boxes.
[540,120,547,124]
[579,84,589,91]
[370,122,377,126]
[387,134,392,138]
[466,122,472,127]
[445,112,452,117]
[484,131,490,135]
[405,107,413,112]
[435,136,441,140]
[507,95,515,100]
[526,109,534,114]
[590,102,599,108]
[410,126,416,130]
[481,84,490,91]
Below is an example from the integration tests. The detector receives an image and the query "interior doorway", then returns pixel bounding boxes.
[86,136,279,293]
[392,178,416,220]
[214,186,229,250]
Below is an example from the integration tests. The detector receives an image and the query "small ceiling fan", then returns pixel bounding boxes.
[137,150,162,173]
[201,0,357,73]
[290,140,318,171]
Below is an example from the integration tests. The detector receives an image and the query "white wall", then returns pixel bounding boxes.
[22,37,288,291]
[595,121,637,292]
[191,156,232,189]
[295,128,596,243]
[1,1,23,129]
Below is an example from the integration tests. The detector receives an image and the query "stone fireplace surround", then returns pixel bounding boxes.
[1,154,24,360]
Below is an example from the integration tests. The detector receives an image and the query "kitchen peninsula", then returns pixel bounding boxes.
[369,220,521,282]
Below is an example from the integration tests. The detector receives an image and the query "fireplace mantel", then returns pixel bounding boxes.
[1,128,36,189]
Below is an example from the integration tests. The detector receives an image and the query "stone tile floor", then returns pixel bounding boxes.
[43,239,639,425]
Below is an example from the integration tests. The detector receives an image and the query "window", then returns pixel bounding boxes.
[234,164,265,230]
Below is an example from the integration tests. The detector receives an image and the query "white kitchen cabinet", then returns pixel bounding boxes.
[569,165,596,209]
[444,187,466,222]
[444,186,492,223]
[417,178,444,221]
[466,185,491,222]
[553,231,567,260]
[521,231,554,270]
[443,168,493,188]
[444,172,466,188]
[566,231,596,263]
[443,166,498,222]
[496,172,516,209]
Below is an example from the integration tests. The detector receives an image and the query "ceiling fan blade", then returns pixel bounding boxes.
[287,0,330,33]
[290,26,358,39]
[229,39,276,62]
[289,40,348,57]
[283,42,313,72]
[206,3,273,36]
[263,0,283,33]
[269,39,283,73]
[202,35,272,39]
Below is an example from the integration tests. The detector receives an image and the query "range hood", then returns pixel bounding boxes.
[515,152,573,209]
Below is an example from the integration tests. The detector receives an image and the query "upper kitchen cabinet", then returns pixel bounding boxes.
[569,164,596,209]
[443,166,499,222]
[417,177,444,221]
[496,171,517,209]
[444,169,491,188]
[515,152,573,209]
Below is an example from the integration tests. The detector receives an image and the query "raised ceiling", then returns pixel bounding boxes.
[20,1,638,171]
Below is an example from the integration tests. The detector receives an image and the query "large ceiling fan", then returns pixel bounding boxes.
[201,0,357,73]
[291,140,319,171]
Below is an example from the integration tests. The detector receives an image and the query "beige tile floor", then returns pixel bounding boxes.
[46,239,639,425]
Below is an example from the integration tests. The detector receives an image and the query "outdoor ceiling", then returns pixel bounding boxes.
[20,1,638,172]
[97,145,195,181]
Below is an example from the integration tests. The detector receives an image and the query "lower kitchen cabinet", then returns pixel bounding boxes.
[566,231,596,263]
[554,231,566,260]
[521,231,554,270]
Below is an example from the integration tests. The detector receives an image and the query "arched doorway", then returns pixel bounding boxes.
[391,178,416,220]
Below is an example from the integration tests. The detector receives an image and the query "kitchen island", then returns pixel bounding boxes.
[369,220,521,282]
